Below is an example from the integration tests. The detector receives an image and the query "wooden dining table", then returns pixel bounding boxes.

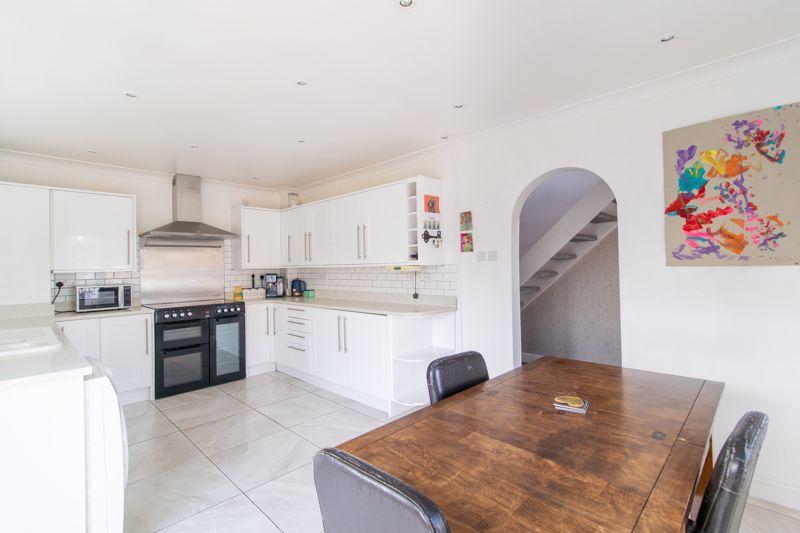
[339,356,724,532]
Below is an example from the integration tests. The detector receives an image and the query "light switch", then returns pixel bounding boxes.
[488,250,498,262]
[477,251,487,262]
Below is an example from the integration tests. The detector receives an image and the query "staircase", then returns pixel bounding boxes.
[520,190,617,311]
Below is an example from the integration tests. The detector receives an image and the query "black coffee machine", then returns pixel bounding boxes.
[290,278,306,296]
[262,274,285,298]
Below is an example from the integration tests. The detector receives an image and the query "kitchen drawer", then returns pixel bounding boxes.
[285,316,312,334]
[285,330,312,348]
[286,306,311,320]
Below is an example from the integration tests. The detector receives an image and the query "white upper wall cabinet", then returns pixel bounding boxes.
[231,206,281,269]
[0,183,51,305]
[51,190,136,272]
[280,207,301,266]
[363,183,407,264]
[308,201,334,265]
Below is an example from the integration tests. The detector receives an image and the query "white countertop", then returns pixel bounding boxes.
[0,315,92,389]
[243,296,456,317]
[54,306,154,322]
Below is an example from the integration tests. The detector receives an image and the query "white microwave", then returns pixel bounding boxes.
[76,285,133,313]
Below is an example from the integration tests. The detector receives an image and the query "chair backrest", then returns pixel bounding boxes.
[426,351,489,404]
[691,411,769,533]
[314,448,449,533]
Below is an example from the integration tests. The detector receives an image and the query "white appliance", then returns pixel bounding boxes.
[84,361,128,533]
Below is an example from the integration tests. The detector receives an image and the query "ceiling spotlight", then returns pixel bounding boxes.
[454,104,464,109]
[399,0,414,6]
[441,136,449,140]
[660,34,675,43]
[124,92,137,98]
[252,177,259,180]
[296,79,308,86]
[297,139,307,144]
[189,144,199,149]
[87,149,97,154]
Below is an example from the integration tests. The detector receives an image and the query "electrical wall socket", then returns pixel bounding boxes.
[476,251,487,262]
[488,250,498,262]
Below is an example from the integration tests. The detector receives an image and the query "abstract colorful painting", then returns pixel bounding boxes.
[664,102,800,265]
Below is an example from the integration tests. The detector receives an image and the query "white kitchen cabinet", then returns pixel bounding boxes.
[330,194,362,264]
[51,189,136,272]
[312,308,348,386]
[231,206,281,268]
[272,303,289,366]
[280,208,302,266]
[100,314,151,393]
[58,318,101,362]
[363,183,407,264]
[344,312,389,399]
[308,201,334,265]
[0,183,51,305]
[245,301,270,368]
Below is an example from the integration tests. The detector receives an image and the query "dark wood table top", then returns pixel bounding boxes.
[340,356,723,532]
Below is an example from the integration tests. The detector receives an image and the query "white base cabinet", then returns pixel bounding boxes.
[57,313,153,405]
[244,301,279,375]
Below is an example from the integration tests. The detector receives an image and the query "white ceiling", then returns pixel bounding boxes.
[2,1,799,189]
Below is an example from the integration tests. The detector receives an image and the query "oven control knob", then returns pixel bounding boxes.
[223,308,229,312]
[235,307,241,312]
[187,311,192,317]
[172,313,178,318]
[216,309,222,314]
[179,312,185,317]
[163,313,169,319]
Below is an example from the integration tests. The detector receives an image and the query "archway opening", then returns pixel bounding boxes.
[512,168,621,367]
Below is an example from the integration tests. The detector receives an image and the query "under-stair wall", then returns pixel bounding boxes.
[521,228,621,365]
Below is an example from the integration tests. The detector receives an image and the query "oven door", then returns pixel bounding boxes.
[155,320,209,351]
[155,344,210,398]
[210,315,246,384]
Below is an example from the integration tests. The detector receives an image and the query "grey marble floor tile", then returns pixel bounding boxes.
[158,494,280,533]
[248,464,322,533]
[257,393,343,427]
[289,408,382,448]
[160,395,251,430]
[229,379,307,408]
[271,372,321,392]
[209,430,318,491]
[127,432,204,484]
[124,457,239,533]
[183,410,284,456]
[153,387,228,411]
[123,401,178,445]
[216,372,282,396]
[741,503,800,533]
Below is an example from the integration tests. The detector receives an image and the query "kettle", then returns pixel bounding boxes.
[290,278,306,297]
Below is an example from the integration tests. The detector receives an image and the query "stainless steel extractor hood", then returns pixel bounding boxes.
[139,174,237,240]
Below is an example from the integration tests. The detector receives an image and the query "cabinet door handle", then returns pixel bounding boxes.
[288,332,305,339]
[266,307,270,336]
[337,315,342,352]
[127,230,131,266]
[308,232,312,261]
[343,315,348,353]
[287,235,292,263]
[288,345,305,352]
[357,225,362,259]
[362,225,367,259]
[287,319,305,325]
[145,317,150,356]
[287,307,306,313]
[273,308,277,334]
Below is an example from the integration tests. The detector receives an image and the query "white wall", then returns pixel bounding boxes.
[297,39,800,509]
[0,150,285,232]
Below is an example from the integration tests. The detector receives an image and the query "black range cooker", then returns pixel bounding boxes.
[145,300,246,399]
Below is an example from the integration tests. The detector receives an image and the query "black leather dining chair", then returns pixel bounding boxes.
[426,351,489,404]
[314,448,450,533]
[689,411,769,533]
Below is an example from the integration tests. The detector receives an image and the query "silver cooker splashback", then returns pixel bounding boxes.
[140,239,225,305]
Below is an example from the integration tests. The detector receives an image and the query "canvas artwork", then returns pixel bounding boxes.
[460,210,473,231]
[664,102,800,265]
[460,232,474,253]
[424,194,440,213]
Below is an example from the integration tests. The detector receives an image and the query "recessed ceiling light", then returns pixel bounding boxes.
[399,0,414,7]
[454,104,464,109]
[296,79,308,86]
[189,144,199,149]
[441,136,449,140]
[660,34,675,43]
[124,92,137,98]
[252,177,259,180]
[297,139,307,144]
[87,149,97,153]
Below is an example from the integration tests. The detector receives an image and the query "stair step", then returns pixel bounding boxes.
[551,252,577,261]
[571,233,597,242]
[520,286,541,294]
[591,212,617,224]
[533,270,558,279]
